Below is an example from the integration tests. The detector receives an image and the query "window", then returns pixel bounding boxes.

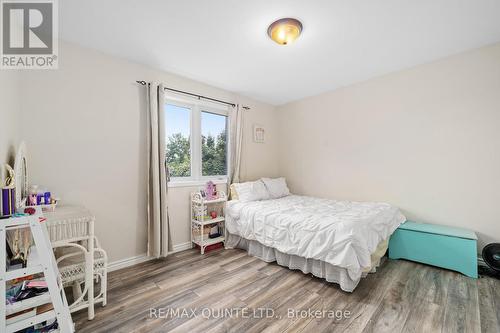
[165,96,229,185]
[165,104,191,177]
[201,111,228,176]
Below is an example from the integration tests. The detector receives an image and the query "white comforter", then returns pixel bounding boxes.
[226,195,405,281]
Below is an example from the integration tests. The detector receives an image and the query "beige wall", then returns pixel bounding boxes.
[19,42,279,262]
[277,43,500,251]
[0,71,20,183]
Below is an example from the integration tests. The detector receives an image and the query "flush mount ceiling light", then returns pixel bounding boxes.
[267,18,303,45]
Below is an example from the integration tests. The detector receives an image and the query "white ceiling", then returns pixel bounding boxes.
[60,0,500,105]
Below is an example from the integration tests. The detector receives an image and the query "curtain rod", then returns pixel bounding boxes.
[136,80,248,109]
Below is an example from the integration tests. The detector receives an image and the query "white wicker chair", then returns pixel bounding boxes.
[55,237,108,313]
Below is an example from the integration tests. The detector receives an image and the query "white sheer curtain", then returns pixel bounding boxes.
[229,104,243,184]
[147,82,169,258]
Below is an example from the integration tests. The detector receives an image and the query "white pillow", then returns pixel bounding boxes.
[261,177,290,199]
[233,180,270,202]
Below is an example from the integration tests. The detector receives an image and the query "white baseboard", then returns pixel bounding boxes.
[172,241,192,253]
[107,242,193,272]
[108,253,152,272]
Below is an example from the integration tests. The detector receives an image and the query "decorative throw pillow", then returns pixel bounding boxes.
[261,177,290,199]
[229,184,239,200]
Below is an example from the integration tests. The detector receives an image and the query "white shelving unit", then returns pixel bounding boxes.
[1,213,74,333]
[190,191,227,254]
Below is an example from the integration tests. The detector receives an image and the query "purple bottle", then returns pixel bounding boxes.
[44,192,51,205]
[37,193,43,205]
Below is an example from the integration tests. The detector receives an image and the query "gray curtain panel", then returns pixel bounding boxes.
[147,82,169,258]
[229,104,243,184]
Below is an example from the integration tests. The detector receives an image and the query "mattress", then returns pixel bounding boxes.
[226,195,405,289]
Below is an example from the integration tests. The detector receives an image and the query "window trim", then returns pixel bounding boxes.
[165,95,230,186]
[167,178,227,189]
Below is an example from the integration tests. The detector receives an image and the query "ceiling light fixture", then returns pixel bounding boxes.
[267,18,303,45]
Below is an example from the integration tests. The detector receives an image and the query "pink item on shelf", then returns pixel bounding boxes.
[26,281,47,288]
[28,193,37,206]
[205,181,217,200]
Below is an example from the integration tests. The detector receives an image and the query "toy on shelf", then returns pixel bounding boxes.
[205,181,217,200]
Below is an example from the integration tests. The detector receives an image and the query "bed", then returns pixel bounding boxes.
[225,180,406,292]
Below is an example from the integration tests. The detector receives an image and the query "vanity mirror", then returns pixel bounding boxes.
[14,142,28,208]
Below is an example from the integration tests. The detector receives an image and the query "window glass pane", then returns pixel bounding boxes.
[201,111,228,176]
[166,104,191,177]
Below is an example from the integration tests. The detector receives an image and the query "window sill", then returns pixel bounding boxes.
[168,179,228,188]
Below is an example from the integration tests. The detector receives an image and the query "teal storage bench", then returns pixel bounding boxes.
[389,221,478,278]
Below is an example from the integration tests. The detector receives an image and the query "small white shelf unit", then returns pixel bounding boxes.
[191,191,227,254]
[1,213,74,333]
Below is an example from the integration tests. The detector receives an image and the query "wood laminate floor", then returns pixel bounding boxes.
[73,248,500,333]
